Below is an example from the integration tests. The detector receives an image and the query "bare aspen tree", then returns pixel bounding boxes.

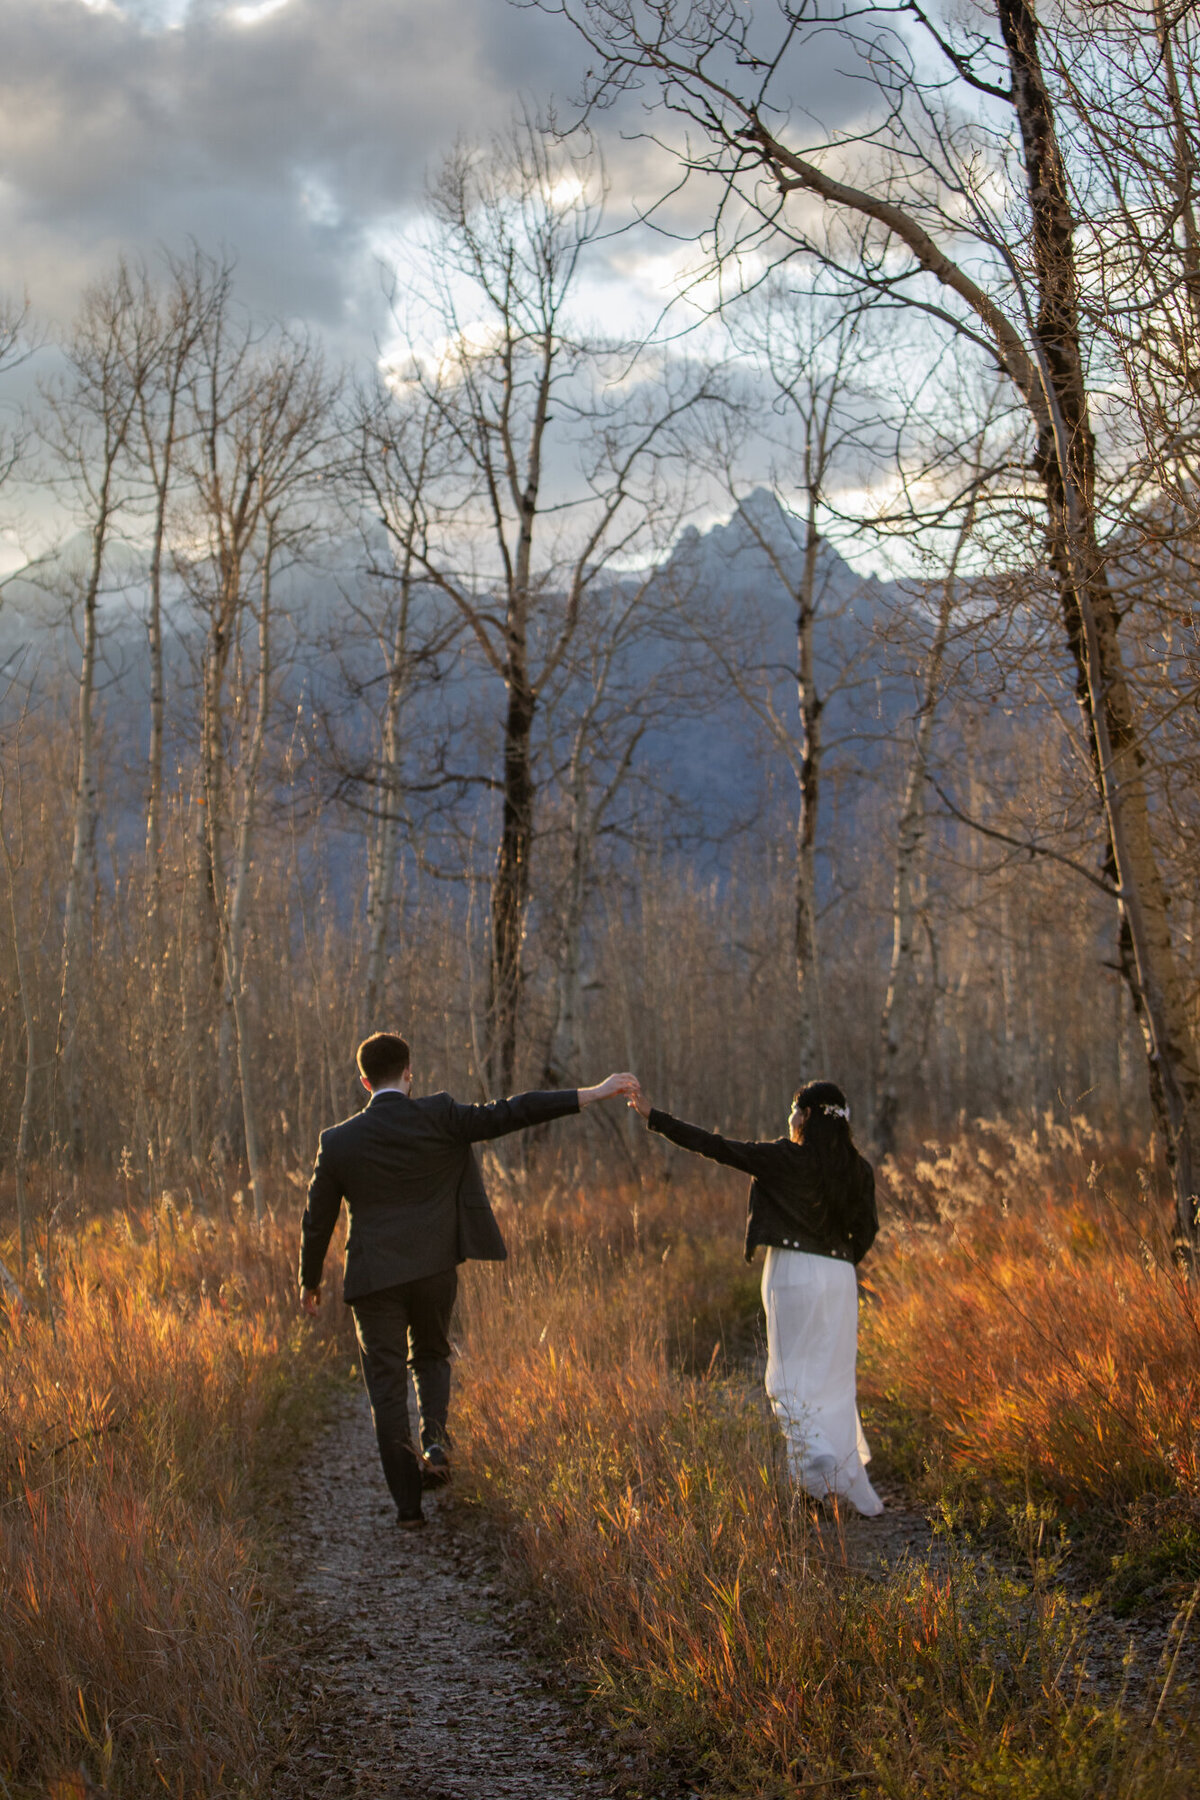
[875,380,1024,1153]
[548,0,1200,1250]
[546,675,647,1087]
[42,266,147,1162]
[676,294,875,1071]
[0,302,37,1250]
[352,383,461,1023]
[388,112,710,1089]
[547,697,610,1086]
[876,505,979,1156]
[539,557,692,1086]
[413,118,600,1091]
[78,251,235,1183]
[0,717,36,1272]
[124,251,232,942]
[183,321,337,1215]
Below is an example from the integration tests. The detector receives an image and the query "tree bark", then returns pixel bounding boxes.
[998,0,1200,1255]
[364,562,416,1025]
[222,521,274,1220]
[490,661,536,1093]
[794,472,826,1073]
[364,746,401,1027]
[143,373,179,945]
[201,553,237,1141]
[877,502,973,1155]
[1,777,35,1274]
[546,745,591,1087]
[57,470,117,1164]
[143,255,226,936]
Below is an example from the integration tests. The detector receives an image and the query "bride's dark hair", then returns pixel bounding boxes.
[792,1079,858,1226]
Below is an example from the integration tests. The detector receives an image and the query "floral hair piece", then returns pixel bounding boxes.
[822,1103,850,1121]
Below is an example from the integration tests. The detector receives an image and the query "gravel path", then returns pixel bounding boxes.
[270,1395,615,1800]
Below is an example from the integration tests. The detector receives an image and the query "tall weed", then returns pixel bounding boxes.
[0,1192,350,1798]
[453,1158,1200,1797]
[866,1120,1200,1595]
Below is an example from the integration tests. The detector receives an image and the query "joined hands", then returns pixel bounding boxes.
[578,1072,639,1107]
[578,1073,651,1117]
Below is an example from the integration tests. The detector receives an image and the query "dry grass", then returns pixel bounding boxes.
[452,1145,1200,1798]
[865,1120,1200,1603]
[0,1187,352,1799]
[2,1129,1198,1798]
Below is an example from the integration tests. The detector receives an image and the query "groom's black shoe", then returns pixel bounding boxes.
[396,1510,425,1529]
[421,1444,451,1488]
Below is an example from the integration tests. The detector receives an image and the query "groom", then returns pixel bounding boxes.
[299,1031,635,1526]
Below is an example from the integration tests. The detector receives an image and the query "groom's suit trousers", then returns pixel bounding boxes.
[351,1267,457,1519]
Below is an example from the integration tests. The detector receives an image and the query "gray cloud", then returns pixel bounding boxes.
[0,0,597,341]
[0,0,867,356]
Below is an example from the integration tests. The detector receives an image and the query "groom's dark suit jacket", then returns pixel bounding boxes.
[299,1087,580,1303]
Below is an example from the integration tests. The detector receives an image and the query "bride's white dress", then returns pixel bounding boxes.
[761,1246,884,1517]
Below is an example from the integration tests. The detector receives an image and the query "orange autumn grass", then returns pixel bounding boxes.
[452,1127,1200,1798]
[866,1120,1200,1523]
[0,1189,353,1799]
[2,1121,1198,1798]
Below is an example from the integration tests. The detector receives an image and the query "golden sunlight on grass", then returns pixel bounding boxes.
[451,1134,1200,1798]
[1,1128,1198,1797]
[865,1123,1200,1572]
[0,1196,351,1798]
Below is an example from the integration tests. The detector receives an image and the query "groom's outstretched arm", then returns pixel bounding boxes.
[440,1074,637,1144]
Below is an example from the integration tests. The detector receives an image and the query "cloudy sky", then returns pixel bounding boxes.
[0,0,705,354]
[0,0,878,349]
[0,0,898,572]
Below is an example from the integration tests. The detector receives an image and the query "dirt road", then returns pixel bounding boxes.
[270,1394,617,1800]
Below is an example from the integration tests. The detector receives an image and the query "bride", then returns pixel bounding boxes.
[628,1077,884,1517]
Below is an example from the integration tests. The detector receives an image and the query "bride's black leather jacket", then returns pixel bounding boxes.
[646,1108,878,1266]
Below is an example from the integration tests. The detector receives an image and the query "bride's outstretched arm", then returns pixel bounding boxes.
[629,1089,777,1177]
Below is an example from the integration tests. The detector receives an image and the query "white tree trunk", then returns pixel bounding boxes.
[547,754,590,1086]
[222,526,274,1221]
[876,505,971,1155]
[57,496,113,1164]
[364,573,415,1024]
[144,382,178,944]
[794,478,826,1074]
[1,777,36,1274]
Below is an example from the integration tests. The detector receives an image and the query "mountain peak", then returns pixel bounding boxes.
[663,487,878,615]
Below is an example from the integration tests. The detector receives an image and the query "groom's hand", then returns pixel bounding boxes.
[627,1084,652,1119]
[578,1072,640,1107]
[300,1286,321,1316]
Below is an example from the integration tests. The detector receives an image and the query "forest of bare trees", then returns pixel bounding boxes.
[2,58,1199,1254]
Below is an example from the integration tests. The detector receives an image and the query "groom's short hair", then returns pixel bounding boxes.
[357,1032,411,1087]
